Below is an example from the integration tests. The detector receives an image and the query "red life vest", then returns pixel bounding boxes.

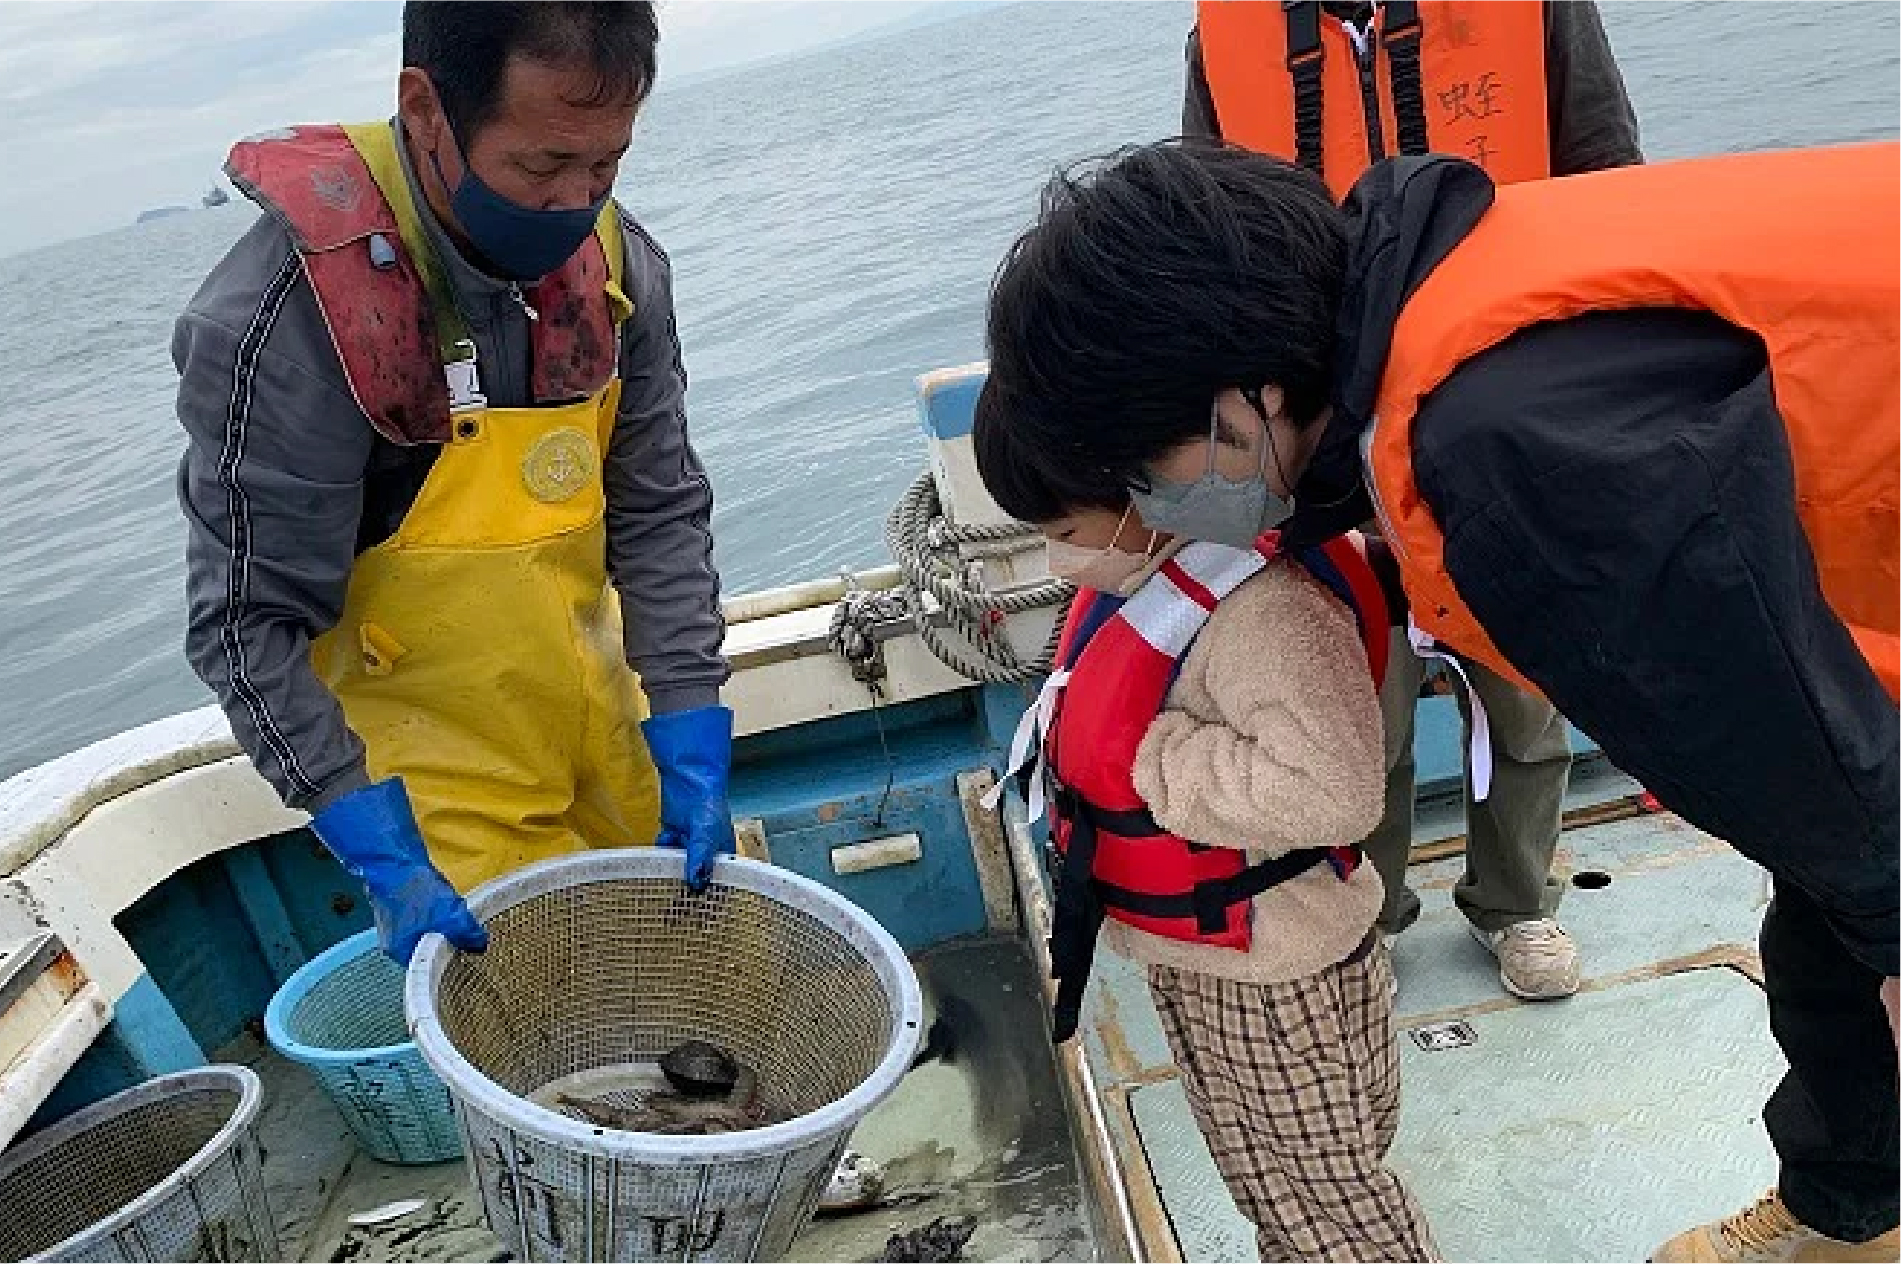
[224,122,626,447]
[1035,532,1390,1040]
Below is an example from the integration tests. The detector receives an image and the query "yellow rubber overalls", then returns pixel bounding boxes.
[310,125,661,892]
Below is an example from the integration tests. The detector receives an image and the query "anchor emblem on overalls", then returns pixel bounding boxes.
[520,427,597,503]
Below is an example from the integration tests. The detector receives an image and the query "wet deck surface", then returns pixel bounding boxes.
[235,939,1093,1263]
[787,938,1094,1264]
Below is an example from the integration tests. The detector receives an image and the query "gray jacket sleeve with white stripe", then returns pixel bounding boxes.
[175,215,377,813]
[174,211,727,815]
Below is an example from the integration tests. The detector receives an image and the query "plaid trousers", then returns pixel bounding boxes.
[1148,943,1439,1262]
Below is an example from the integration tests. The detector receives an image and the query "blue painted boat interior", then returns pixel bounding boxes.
[30,690,990,1123]
[27,648,1596,1139]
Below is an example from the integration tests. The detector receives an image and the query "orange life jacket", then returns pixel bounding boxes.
[1027,533,1388,1041]
[1197,0,1550,198]
[224,123,623,446]
[1366,141,1901,701]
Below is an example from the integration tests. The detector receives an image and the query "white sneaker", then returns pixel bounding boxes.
[1469,918,1581,999]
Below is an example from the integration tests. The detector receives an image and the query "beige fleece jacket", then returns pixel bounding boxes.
[1101,554,1387,984]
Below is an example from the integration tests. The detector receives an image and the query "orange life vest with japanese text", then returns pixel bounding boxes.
[1198,0,1550,197]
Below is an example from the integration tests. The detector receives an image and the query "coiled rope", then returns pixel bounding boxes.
[829,471,1073,685]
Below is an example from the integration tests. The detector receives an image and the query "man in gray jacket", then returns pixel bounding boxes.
[175,1,731,961]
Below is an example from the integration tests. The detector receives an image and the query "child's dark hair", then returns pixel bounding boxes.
[984,139,1346,489]
[973,378,1129,524]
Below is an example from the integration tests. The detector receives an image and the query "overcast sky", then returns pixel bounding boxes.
[0,1,968,257]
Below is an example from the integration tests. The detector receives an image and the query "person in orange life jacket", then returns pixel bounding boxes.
[975,383,1437,1263]
[174,3,733,966]
[1182,1,1642,192]
[981,141,1898,1263]
[1184,0,1645,1002]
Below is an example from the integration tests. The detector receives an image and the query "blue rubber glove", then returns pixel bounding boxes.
[642,706,737,891]
[310,778,489,965]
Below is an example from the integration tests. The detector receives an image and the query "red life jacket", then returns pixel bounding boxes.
[1035,532,1390,1041]
[223,122,626,446]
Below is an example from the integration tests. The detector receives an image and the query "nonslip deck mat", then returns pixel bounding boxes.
[1132,967,1785,1263]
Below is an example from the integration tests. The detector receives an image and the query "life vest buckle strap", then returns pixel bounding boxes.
[444,341,487,415]
[1072,796,1171,840]
[1048,806,1106,1045]
[1191,882,1230,936]
[1279,2,1327,181]
[1089,846,1344,926]
[1380,0,1424,43]
[1205,844,1338,901]
[1050,782,1079,824]
[1281,1,1323,65]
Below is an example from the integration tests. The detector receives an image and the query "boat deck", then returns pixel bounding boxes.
[1085,787,1782,1264]
[234,939,1096,1264]
[225,780,1781,1264]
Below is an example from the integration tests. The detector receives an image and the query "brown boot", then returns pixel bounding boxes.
[1651,1190,1900,1263]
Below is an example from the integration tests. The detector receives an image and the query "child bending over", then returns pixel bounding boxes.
[978,382,1437,1263]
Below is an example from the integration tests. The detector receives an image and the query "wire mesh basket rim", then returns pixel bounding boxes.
[404,849,924,1164]
[264,927,415,1065]
[0,1065,264,1259]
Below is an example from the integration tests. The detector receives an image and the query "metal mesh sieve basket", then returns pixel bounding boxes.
[0,1066,280,1263]
[406,851,923,1263]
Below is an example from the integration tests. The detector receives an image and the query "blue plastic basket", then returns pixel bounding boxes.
[264,929,463,1165]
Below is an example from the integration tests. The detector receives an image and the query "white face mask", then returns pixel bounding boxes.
[1045,506,1158,593]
